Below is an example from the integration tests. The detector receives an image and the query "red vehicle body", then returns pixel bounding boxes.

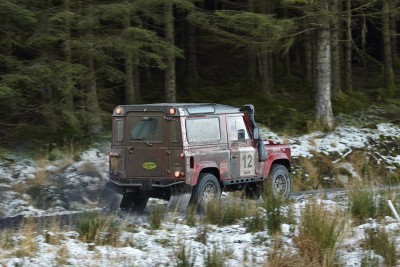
[98,103,291,211]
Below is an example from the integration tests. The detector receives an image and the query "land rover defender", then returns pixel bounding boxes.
[98,103,291,211]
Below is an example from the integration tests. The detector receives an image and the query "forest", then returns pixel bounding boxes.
[1,0,399,147]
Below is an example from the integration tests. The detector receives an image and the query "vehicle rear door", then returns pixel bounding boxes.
[227,115,257,179]
[125,112,168,177]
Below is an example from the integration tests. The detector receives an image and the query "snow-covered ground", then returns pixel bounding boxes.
[0,121,399,266]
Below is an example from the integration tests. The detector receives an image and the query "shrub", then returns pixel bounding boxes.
[174,244,195,267]
[203,245,226,267]
[203,201,255,226]
[348,188,376,222]
[364,228,398,267]
[150,204,166,230]
[295,203,343,266]
[244,210,265,233]
[347,188,390,222]
[262,191,283,234]
[75,212,120,245]
[266,237,302,267]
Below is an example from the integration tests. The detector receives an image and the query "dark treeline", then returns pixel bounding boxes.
[0,0,399,146]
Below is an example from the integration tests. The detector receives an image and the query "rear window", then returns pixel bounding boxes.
[186,117,220,143]
[129,116,163,142]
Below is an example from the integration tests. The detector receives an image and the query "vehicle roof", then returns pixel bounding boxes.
[113,103,242,116]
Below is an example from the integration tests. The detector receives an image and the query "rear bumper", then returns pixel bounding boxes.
[110,176,186,189]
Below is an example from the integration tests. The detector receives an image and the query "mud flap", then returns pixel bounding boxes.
[97,181,124,211]
[168,184,193,212]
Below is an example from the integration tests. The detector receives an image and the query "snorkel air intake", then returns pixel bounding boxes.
[241,104,267,162]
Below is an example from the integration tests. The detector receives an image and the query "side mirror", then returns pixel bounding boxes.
[238,129,245,141]
[253,127,260,140]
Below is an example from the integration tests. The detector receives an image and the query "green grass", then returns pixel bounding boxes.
[295,202,344,267]
[348,188,392,223]
[262,190,284,234]
[364,228,398,267]
[203,201,255,226]
[150,204,166,230]
[174,244,195,267]
[75,212,120,245]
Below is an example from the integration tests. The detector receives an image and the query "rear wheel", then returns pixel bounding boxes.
[120,191,149,211]
[190,173,221,210]
[267,164,291,199]
[97,181,124,210]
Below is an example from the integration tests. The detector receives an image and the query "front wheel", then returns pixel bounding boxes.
[190,173,221,210]
[267,164,291,200]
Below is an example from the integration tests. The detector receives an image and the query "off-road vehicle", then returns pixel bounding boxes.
[98,103,291,211]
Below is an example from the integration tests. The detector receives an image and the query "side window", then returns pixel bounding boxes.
[228,116,250,141]
[186,117,221,143]
[113,119,124,142]
[170,120,180,143]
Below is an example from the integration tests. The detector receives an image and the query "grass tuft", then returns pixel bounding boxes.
[348,188,377,222]
[295,202,344,267]
[364,227,398,267]
[174,243,195,267]
[203,201,255,226]
[203,245,226,267]
[348,188,391,222]
[75,212,120,245]
[150,204,166,230]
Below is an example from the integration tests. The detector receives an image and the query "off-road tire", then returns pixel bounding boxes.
[190,173,221,210]
[267,164,291,199]
[120,191,149,212]
[97,181,124,210]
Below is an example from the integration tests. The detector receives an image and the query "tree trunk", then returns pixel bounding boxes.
[186,14,198,83]
[344,0,353,93]
[164,2,176,103]
[258,51,273,95]
[123,14,140,104]
[63,0,77,125]
[304,19,313,84]
[86,54,102,135]
[330,0,341,93]
[257,0,274,95]
[382,0,395,94]
[247,0,257,83]
[315,4,334,130]
[85,0,102,135]
[389,0,398,63]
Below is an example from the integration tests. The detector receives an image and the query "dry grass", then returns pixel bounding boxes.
[348,187,393,223]
[363,227,398,267]
[203,245,227,267]
[56,244,69,265]
[294,202,345,267]
[265,236,304,267]
[77,161,101,177]
[203,200,257,226]
[75,212,121,246]
[173,243,196,267]
[13,218,39,258]
[346,150,391,185]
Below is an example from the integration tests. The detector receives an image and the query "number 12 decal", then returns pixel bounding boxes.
[239,148,255,176]
[242,154,253,168]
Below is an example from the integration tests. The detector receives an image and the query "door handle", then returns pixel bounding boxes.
[129,147,134,154]
[232,155,238,159]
